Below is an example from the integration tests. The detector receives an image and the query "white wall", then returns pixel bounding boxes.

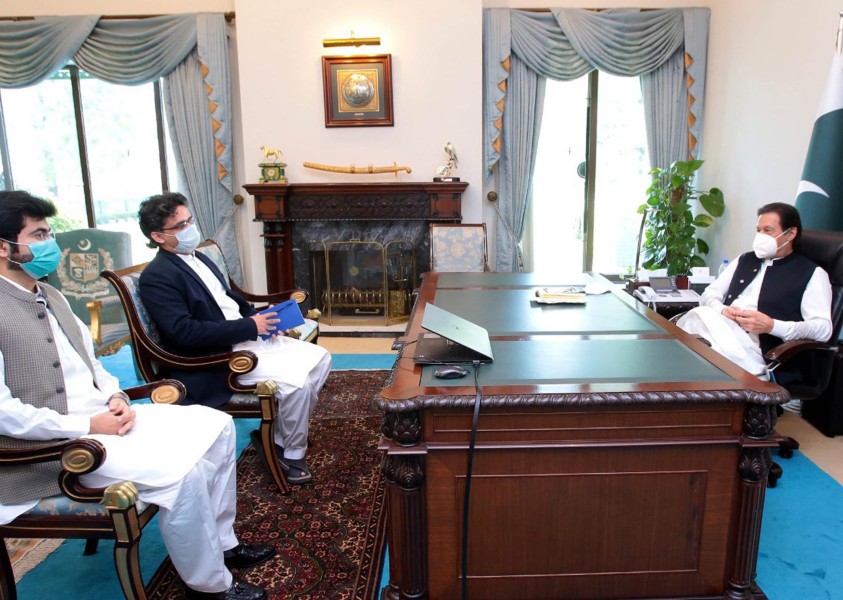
[233,0,483,290]
[1,0,839,283]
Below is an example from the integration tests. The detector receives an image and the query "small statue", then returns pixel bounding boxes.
[260,145,284,164]
[259,145,287,184]
[434,141,459,181]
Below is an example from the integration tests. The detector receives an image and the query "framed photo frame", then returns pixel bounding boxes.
[322,54,393,127]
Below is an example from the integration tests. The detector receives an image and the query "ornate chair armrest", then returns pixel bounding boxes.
[232,281,309,306]
[144,345,259,373]
[764,339,838,366]
[0,438,90,467]
[124,379,187,404]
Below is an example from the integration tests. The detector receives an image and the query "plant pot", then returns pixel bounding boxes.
[675,274,690,289]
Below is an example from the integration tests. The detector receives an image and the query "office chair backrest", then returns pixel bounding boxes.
[798,229,843,343]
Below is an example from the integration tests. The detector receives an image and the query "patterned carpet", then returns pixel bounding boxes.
[35,368,390,600]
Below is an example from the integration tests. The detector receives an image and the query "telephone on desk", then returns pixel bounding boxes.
[633,276,700,304]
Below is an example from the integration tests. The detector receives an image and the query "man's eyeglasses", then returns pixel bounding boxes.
[160,216,195,232]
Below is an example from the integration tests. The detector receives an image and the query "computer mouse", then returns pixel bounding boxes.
[434,365,469,379]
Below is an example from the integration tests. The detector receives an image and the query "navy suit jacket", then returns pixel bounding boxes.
[138,249,258,407]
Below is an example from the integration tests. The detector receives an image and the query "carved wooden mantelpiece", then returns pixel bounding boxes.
[244,181,468,294]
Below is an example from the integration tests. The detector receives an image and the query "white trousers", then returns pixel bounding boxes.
[138,421,238,593]
[677,305,769,379]
[237,336,332,460]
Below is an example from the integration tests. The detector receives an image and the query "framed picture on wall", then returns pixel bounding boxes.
[322,54,393,127]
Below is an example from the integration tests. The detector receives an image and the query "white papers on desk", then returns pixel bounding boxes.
[534,287,587,304]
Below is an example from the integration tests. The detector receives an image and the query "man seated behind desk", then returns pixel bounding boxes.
[0,191,273,600]
[677,202,832,390]
[137,192,331,485]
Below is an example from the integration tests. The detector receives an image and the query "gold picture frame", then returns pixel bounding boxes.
[322,54,393,127]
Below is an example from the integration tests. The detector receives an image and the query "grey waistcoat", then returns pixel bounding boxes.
[0,279,98,505]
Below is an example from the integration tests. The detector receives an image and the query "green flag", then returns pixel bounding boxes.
[795,51,843,231]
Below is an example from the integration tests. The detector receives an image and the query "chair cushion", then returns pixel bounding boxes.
[197,243,230,280]
[122,271,162,345]
[431,226,487,272]
[24,495,150,517]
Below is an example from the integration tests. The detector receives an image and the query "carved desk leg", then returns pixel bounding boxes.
[725,403,777,600]
[382,411,427,600]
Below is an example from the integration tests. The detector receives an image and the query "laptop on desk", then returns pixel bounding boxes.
[413,303,494,365]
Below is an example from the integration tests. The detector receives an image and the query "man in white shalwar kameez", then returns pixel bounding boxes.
[137,193,331,485]
[677,203,832,396]
[0,191,273,600]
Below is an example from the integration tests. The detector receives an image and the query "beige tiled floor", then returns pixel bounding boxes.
[318,336,397,354]
[320,336,843,485]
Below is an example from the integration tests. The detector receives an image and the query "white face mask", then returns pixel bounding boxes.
[752,229,790,259]
[160,223,201,254]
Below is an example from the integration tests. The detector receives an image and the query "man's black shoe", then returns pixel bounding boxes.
[223,543,276,569]
[184,578,267,600]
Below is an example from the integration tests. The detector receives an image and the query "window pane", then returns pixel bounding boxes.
[1,75,87,231]
[79,73,162,261]
[530,76,588,275]
[591,73,651,275]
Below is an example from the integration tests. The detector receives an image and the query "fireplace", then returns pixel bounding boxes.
[245,182,468,319]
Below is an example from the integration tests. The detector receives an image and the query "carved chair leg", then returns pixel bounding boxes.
[257,391,290,495]
[0,538,17,600]
[110,507,148,600]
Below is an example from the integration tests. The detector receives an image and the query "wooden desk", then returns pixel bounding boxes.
[376,272,787,600]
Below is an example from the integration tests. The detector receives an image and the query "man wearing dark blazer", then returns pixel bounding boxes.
[137,193,331,485]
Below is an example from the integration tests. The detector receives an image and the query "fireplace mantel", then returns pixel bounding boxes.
[245,181,468,294]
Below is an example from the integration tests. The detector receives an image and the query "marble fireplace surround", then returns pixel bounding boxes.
[244,182,468,311]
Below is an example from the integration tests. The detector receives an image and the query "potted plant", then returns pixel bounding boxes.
[636,159,725,286]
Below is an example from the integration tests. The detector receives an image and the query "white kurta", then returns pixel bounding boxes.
[179,253,332,459]
[677,256,832,378]
[0,278,240,593]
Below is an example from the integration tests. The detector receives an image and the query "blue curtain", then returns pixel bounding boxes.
[0,14,241,281]
[483,7,710,272]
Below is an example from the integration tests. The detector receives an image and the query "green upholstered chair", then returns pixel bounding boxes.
[429,223,490,272]
[0,380,185,600]
[46,229,132,357]
[100,240,319,495]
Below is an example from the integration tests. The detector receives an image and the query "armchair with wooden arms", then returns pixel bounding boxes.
[45,229,133,357]
[0,380,186,600]
[429,223,490,272]
[763,229,843,486]
[100,241,320,495]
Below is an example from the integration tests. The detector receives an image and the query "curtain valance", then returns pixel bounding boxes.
[485,7,708,175]
[0,14,198,87]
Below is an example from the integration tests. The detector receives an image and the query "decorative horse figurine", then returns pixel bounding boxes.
[260,145,284,164]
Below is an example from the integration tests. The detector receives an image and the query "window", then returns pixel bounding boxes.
[529,71,651,277]
[0,65,177,261]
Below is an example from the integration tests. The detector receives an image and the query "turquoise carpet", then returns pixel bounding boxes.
[12,346,843,599]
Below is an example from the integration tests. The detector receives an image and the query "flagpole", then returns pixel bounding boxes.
[837,10,843,55]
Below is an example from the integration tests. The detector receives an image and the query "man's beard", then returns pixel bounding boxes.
[7,250,32,271]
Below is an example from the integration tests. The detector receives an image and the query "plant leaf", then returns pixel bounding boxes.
[700,187,725,217]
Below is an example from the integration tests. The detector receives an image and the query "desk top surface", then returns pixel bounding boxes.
[378,273,786,410]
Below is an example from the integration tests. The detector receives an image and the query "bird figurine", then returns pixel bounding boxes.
[434,142,460,181]
[444,142,459,169]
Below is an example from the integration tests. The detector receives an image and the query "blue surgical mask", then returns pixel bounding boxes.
[3,237,62,279]
[161,223,201,254]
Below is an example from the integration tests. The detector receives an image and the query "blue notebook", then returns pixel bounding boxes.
[258,299,305,340]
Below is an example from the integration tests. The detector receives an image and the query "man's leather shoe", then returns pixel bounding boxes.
[184,578,266,600]
[223,543,276,569]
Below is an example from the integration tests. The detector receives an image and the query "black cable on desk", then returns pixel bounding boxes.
[461,361,482,600]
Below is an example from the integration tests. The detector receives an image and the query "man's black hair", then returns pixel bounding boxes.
[138,192,189,249]
[0,190,57,244]
[758,202,802,247]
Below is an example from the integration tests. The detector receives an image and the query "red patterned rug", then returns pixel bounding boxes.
[147,369,390,600]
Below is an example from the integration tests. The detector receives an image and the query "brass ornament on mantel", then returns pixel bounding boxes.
[303,161,412,176]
